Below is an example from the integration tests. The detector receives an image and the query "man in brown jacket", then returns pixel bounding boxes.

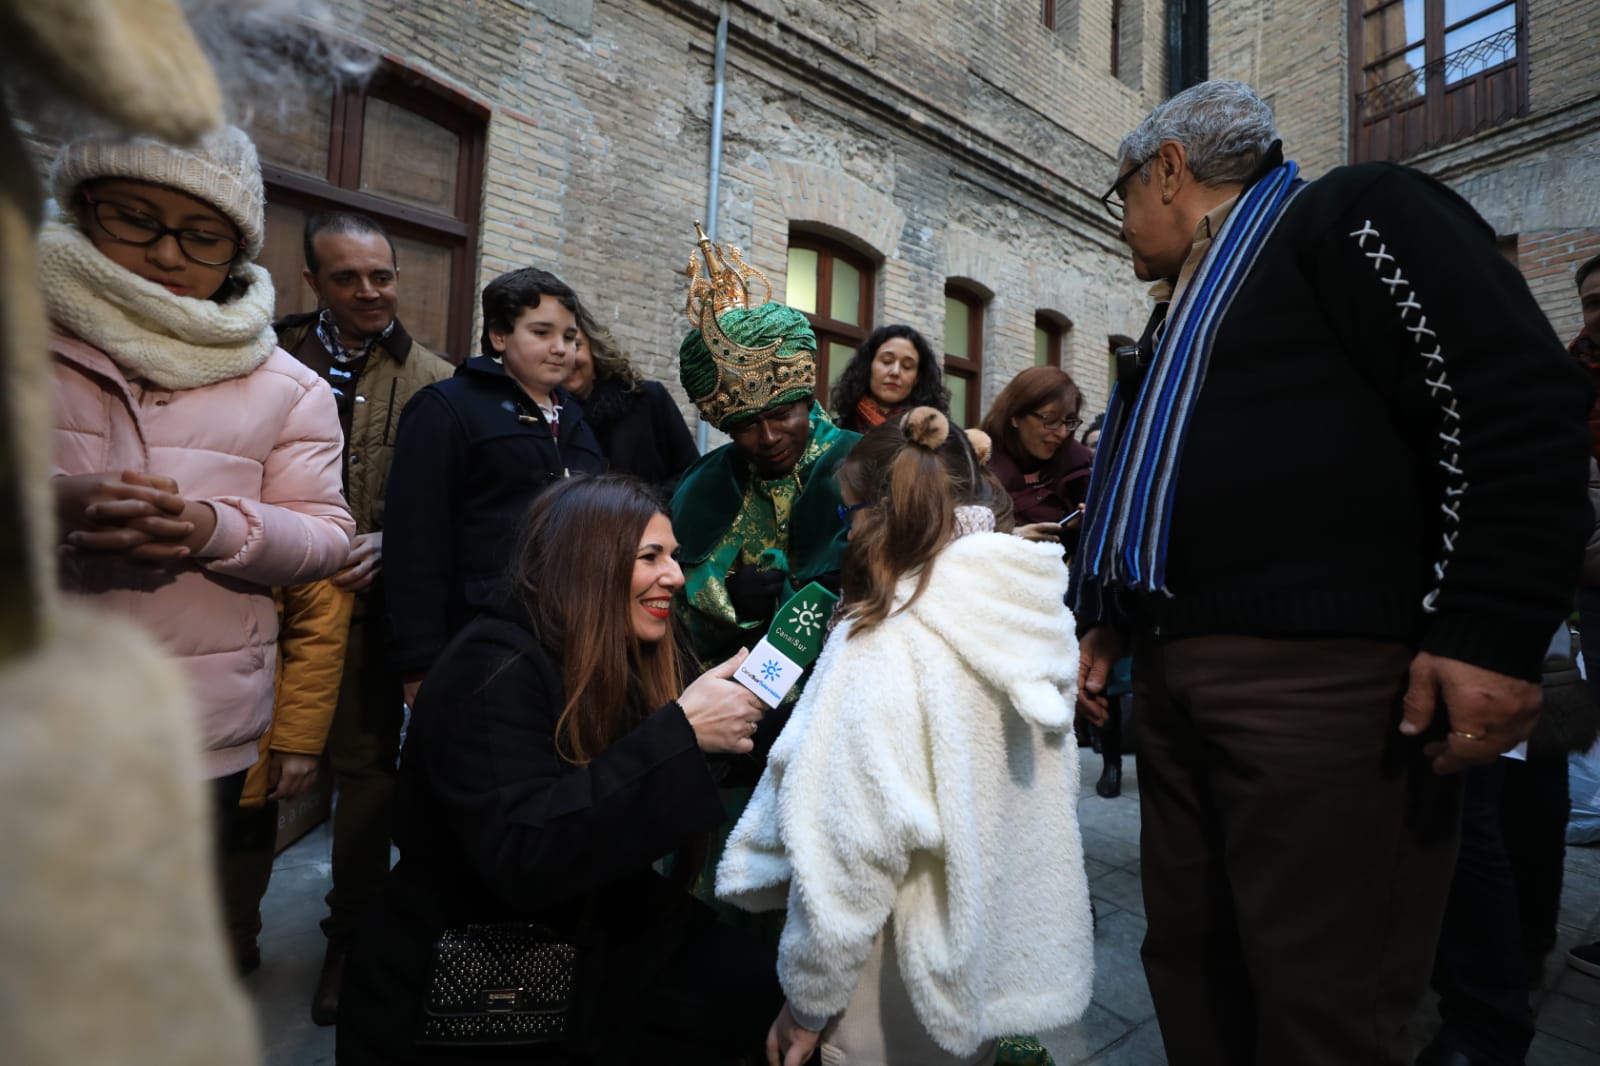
[273,212,452,1023]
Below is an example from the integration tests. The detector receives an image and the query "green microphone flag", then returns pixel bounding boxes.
[734,581,840,708]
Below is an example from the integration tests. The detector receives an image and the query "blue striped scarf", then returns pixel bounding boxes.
[1074,160,1303,608]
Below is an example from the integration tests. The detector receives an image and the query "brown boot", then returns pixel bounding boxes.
[311,941,346,1026]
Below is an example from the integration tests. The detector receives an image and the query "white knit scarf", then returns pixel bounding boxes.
[38,222,277,389]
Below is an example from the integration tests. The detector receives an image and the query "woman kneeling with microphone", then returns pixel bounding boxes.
[339,475,780,1065]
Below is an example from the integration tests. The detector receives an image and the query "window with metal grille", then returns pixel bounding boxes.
[1352,0,1526,162]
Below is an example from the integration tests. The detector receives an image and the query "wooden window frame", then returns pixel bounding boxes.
[944,284,985,428]
[1041,0,1057,32]
[259,60,488,362]
[1349,0,1527,163]
[788,233,875,407]
[1034,312,1066,369]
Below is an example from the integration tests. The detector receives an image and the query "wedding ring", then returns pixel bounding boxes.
[1450,729,1487,742]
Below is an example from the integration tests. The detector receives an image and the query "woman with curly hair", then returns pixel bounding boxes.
[564,306,701,497]
[829,324,949,433]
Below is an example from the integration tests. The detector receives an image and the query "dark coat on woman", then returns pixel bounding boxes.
[988,438,1094,556]
[581,377,700,498]
[336,600,776,1065]
[383,356,607,676]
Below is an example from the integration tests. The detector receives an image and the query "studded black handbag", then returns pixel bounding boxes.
[415,922,580,1047]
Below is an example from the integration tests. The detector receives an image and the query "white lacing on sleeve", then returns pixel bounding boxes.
[1349,219,1464,614]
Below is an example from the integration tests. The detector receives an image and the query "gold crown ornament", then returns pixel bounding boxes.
[677,222,817,430]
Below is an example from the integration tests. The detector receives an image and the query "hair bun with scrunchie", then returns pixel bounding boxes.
[964,428,993,465]
[902,406,949,450]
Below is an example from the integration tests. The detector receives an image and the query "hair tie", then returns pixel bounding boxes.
[964,428,993,466]
[902,406,949,449]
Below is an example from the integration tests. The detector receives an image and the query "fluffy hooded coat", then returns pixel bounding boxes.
[716,532,1095,1054]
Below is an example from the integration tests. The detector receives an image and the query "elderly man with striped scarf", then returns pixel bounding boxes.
[1070,81,1591,1066]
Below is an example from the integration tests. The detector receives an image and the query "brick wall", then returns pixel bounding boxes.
[1515,228,1600,345]
[1232,0,1600,343]
[1207,0,1348,178]
[292,0,1172,425]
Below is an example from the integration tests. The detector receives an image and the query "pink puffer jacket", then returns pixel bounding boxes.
[52,329,355,778]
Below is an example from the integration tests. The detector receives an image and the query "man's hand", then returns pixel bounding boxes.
[1400,651,1542,774]
[1076,626,1125,728]
[766,1003,821,1066]
[1014,522,1063,543]
[332,531,382,592]
[266,751,320,800]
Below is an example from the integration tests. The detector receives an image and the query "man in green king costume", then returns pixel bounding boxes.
[672,224,859,693]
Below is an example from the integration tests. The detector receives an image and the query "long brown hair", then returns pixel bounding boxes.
[838,407,1006,635]
[510,476,681,765]
[978,366,1084,477]
[574,303,642,392]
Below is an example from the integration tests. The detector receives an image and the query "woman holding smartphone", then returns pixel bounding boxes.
[979,366,1094,552]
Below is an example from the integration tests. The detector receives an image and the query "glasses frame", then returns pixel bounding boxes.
[81,192,242,267]
[1024,410,1082,433]
[1099,154,1157,221]
[837,501,868,528]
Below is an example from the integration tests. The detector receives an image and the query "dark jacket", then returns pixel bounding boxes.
[336,604,735,1065]
[1082,162,1593,683]
[383,356,607,675]
[273,312,455,535]
[989,439,1094,524]
[582,377,700,498]
[990,438,1094,555]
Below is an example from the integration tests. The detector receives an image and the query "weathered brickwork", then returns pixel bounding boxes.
[297,0,1178,424]
[1231,0,1600,337]
[1517,228,1600,345]
[1208,0,1349,179]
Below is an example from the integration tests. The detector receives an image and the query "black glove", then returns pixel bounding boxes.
[726,564,785,627]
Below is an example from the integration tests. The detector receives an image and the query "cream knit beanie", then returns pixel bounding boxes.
[48,126,265,258]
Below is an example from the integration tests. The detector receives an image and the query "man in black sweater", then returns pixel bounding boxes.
[1073,81,1591,1066]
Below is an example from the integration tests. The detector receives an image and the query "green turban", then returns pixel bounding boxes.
[678,302,817,430]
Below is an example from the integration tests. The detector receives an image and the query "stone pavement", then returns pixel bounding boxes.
[245,750,1600,1065]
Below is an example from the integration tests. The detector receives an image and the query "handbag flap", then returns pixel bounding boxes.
[422,923,578,1019]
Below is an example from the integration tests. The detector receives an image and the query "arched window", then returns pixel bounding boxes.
[786,234,875,406]
[944,283,987,428]
[245,60,488,363]
[1035,311,1071,369]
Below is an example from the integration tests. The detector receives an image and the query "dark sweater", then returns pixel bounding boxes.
[582,377,701,498]
[383,356,607,674]
[1086,162,1592,682]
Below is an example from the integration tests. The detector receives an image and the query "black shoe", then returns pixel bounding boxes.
[1096,762,1122,798]
[311,942,346,1026]
[1415,1041,1477,1066]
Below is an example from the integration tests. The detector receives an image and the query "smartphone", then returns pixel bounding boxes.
[1059,510,1084,528]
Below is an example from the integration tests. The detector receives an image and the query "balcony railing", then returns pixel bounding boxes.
[1358,24,1519,118]
[1354,23,1523,162]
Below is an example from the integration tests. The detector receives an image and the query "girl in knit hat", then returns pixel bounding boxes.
[45,125,355,834]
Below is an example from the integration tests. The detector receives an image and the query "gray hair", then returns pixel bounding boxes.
[1117,80,1279,187]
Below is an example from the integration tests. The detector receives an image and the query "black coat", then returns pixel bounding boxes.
[383,357,607,674]
[1079,163,1592,682]
[583,377,700,499]
[336,603,746,1065]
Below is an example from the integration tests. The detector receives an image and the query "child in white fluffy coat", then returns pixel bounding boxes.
[717,407,1094,1065]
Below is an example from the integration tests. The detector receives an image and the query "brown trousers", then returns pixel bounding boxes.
[321,608,403,942]
[1134,634,1462,1066]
